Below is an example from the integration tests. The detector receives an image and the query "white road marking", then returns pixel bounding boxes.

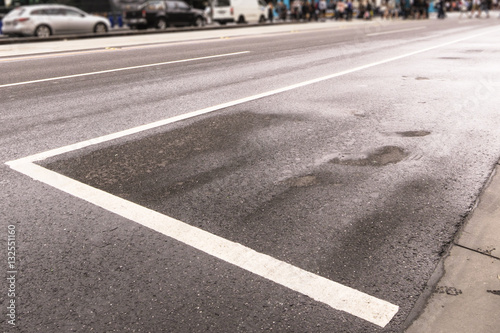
[6,26,500,328]
[0,51,250,89]
[367,26,427,37]
[6,160,399,327]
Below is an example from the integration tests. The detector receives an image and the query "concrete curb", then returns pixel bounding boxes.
[405,160,500,333]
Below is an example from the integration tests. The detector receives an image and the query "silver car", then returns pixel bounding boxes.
[2,4,111,37]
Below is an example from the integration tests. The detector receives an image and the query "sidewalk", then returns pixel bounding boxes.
[406,161,500,333]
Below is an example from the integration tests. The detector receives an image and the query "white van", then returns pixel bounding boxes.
[212,0,267,25]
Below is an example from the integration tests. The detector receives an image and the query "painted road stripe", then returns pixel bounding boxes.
[6,26,500,328]
[6,160,398,327]
[0,51,250,88]
[0,48,121,63]
[367,26,426,37]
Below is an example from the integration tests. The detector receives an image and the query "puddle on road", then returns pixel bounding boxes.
[330,146,408,167]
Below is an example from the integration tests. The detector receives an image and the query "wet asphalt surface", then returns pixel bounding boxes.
[2,16,500,332]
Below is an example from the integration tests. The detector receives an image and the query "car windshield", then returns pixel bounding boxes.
[214,0,230,7]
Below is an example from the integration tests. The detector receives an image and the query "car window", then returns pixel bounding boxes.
[145,1,166,10]
[214,0,230,7]
[171,0,189,10]
[66,9,83,17]
[45,8,65,16]
[30,9,48,15]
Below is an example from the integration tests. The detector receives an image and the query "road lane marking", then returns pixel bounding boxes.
[6,26,500,327]
[367,26,426,37]
[0,48,121,63]
[8,26,500,166]
[0,51,250,88]
[6,160,399,327]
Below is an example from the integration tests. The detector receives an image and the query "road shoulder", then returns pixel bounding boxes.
[406,163,500,333]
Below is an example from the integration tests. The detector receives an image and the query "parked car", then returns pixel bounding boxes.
[2,4,110,37]
[212,0,267,25]
[123,0,206,30]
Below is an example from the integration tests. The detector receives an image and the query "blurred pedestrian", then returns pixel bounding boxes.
[292,0,302,20]
[459,0,469,18]
[401,0,411,19]
[480,0,490,17]
[336,0,346,20]
[310,0,319,21]
[267,1,274,22]
[346,0,354,20]
[469,0,480,17]
[381,0,388,19]
[388,0,398,18]
[319,0,327,20]
[277,0,287,21]
[203,1,212,24]
[437,0,446,18]
[364,0,374,19]
[302,0,311,20]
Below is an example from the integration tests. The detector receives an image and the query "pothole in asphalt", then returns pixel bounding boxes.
[416,77,430,80]
[285,175,319,188]
[329,146,409,167]
[396,130,431,137]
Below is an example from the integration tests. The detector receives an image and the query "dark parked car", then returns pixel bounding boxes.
[123,0,205,30]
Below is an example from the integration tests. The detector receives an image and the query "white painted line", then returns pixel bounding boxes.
[0,51,250,89]
[6,26,500,327]
[367,26,426,37]
[13,26,500,166]
[6,160,399,327]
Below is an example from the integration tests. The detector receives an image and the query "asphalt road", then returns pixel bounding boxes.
[1,16,500,332]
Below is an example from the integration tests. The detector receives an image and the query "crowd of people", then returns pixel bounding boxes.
[263,0,498,22]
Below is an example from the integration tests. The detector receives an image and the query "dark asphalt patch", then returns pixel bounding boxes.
[40,108,456,323]
[43,111,304,195]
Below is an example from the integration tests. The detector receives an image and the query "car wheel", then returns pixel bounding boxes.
[34,25,51,38]
[156,17,167,29]
[194,16,204,27]
[94,22,108,34]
